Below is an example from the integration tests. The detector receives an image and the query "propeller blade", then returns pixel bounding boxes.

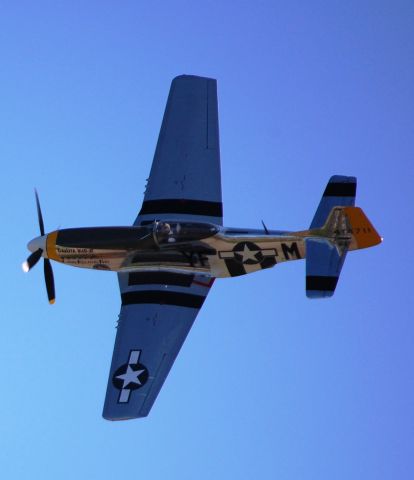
[22,248,43,272]
[35,189,45,236]
[44,259,56,304]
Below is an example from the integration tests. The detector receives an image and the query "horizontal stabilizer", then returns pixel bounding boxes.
[306,204,381,298]
[305,239,347,298]
[310,176,356,229]
[306,175,357,298]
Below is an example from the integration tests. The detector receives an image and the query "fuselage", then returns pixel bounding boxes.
[27,221,309,278]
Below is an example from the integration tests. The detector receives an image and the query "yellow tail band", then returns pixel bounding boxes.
[343,207,382,249]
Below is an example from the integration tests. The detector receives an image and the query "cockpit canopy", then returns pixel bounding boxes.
[155,221,218,245]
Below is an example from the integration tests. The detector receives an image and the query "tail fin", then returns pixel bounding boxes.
[306,182,381,298]
[342,207,382,250]
[319,206,382,250]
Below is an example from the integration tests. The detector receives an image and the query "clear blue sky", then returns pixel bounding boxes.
[1,1,413,479]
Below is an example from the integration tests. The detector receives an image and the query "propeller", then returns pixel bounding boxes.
[23,190,56,304]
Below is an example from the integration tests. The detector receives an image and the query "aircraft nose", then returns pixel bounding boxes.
[27,235,47,255]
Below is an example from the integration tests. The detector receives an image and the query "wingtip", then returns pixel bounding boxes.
[172,74,216,83]
[102,413,147,422]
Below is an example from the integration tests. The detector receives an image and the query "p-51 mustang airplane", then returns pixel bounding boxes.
[23,75,381,420]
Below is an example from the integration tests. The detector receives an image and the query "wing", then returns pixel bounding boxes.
[135,75,223,226]
[103,272,214,420]
[103,76,220,420]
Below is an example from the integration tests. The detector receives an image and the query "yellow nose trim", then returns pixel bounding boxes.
[46,231,60,261]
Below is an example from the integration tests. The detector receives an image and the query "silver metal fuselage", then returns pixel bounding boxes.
[28,221,308,279]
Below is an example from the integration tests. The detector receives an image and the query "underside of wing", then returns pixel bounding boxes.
[135,75,223,226]
[103,271,214,420]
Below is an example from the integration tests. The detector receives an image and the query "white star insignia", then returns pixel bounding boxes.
[236,244,260,263]
[116,365,146,389]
